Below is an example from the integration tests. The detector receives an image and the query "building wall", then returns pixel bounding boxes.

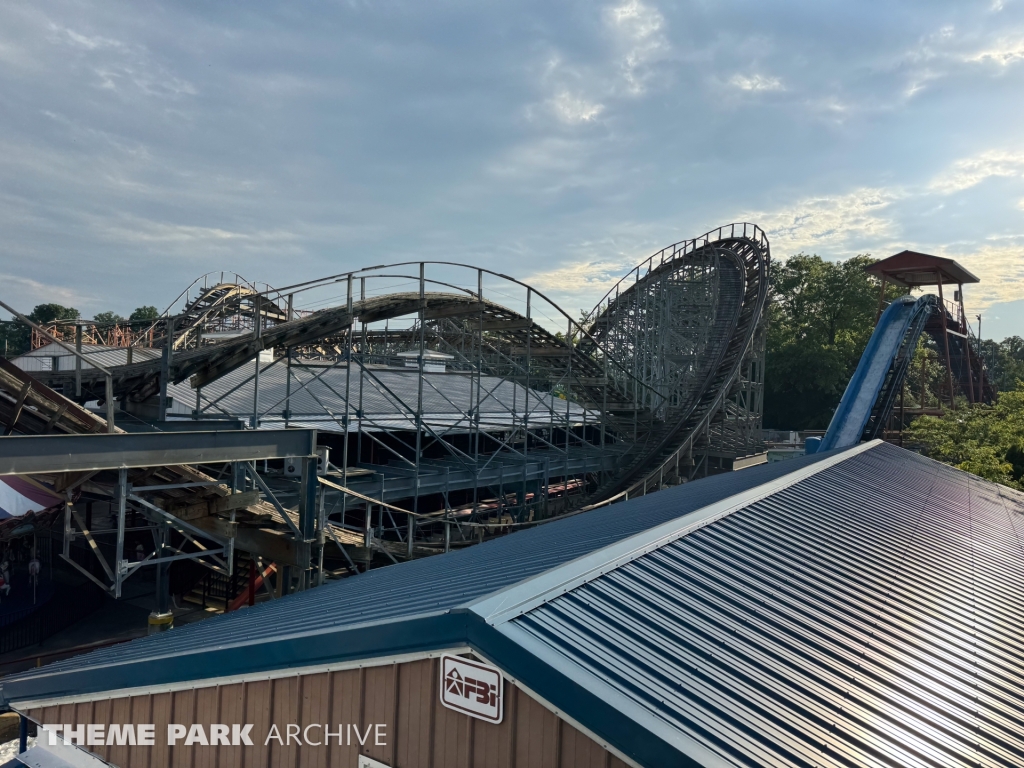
[25,655,632,768]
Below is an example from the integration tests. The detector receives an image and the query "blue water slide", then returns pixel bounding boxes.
[814,294,936,453]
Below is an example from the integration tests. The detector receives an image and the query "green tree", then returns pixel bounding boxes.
[904,338,948,410]
[0,321,24,358]
[979,336,1024,394]
[28,303,79,324]
[129,305,160,323]
[0,303,79,357]
[764,254,902,429]
[908,381,1024,489]
[93,311,125,325]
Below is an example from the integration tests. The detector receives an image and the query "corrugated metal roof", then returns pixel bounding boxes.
[168,360,590,433]
[6,441,1023,768]
[498,441,1024,767]
[12,343,160,372]
[0,447,840,701]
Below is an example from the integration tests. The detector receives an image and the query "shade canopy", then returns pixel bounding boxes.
[864,250,979,288]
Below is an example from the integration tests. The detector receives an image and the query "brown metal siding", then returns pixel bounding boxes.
[26,656,630,768]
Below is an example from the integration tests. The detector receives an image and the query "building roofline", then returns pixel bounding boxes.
[0,444,860,710]
[8,647,472,712]
[469,440,882,627]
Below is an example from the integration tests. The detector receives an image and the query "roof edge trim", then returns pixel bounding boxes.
[470,645,644,768]
[489,621,730,768]
[8,647,471,713]
[470,440,882,626]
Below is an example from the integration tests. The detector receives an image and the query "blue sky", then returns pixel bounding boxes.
[1,1,1023,338]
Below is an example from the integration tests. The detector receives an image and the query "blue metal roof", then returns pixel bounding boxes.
[492,442,1024,767]
[0,446,840,705]
[6,441,1023,767]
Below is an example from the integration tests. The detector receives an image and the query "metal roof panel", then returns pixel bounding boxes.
[0,448,842,703]
[504,442,1024,767]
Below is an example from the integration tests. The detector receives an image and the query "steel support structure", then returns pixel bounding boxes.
[4,224,770,578]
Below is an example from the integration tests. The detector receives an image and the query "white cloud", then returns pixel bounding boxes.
[742,147,1024,308]
[966,37,1024,65]
[550,91,604,124]
[929,149,1024,193]
[94,217,300,252]
[605,0,669,95]
[57,27,126,52]
[0,273,88,317]
[525,258,635,312]
[486,136,590,183]
[729,74,784,92]
[939,239,1024,311]
[45,22,196,99]
[742,187,905,258]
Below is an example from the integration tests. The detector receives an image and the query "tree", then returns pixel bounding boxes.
[129,306,160,323]
[0,322,24,358]
[93,311,125,325]
[28,303,79,324]
[979,336,1024,394]
[908,381,1024,489]
[0,303,79,358]
[764,254,903,429]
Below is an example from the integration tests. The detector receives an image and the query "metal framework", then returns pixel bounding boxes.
[3,223,771,595]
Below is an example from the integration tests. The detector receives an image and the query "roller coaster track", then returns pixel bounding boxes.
[34,224,770,508]
[577,223,770,504]
[168,282,289,351]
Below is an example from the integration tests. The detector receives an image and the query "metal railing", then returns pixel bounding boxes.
[0,581,107,656]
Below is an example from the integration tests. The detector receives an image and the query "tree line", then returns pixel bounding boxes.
[763,252,1024,489]
[0,303,160,357]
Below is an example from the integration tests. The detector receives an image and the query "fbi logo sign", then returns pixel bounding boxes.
[440,655,503,724]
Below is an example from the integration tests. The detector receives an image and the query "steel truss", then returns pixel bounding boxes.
[7,223,770,582]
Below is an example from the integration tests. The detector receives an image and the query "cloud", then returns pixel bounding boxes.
[965,37,1024,65]
[742,187,905,259]
[939,239,1024,311]
[743,145,1024,309]
[550,91,604,124]
[524,258,635,313]
[93,216,302,255]
[53,26,126,52]
[729,74,784,92]
[45,22,196,99]
[529,0,669,128]
[1,0,1023,325]
[929,150,1024,193]
[604,0,669,95]
[0,273,88,317]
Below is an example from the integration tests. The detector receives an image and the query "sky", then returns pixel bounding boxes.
[1,0,1023,338]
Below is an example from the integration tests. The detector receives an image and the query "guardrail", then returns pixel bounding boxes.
[0,581,107,656]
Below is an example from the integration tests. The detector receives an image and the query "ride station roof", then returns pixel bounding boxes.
[3,440,1024,768]
[865,251,980,288]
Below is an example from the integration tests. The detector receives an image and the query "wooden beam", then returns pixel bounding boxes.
[190,515,239,539]
[423,302,486,320]
[3,380,32,435]
[511,347,571,357]
[168,490,260,521]
[42,403,69,434]
[233,527,299,565]
[480,318,533,331]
